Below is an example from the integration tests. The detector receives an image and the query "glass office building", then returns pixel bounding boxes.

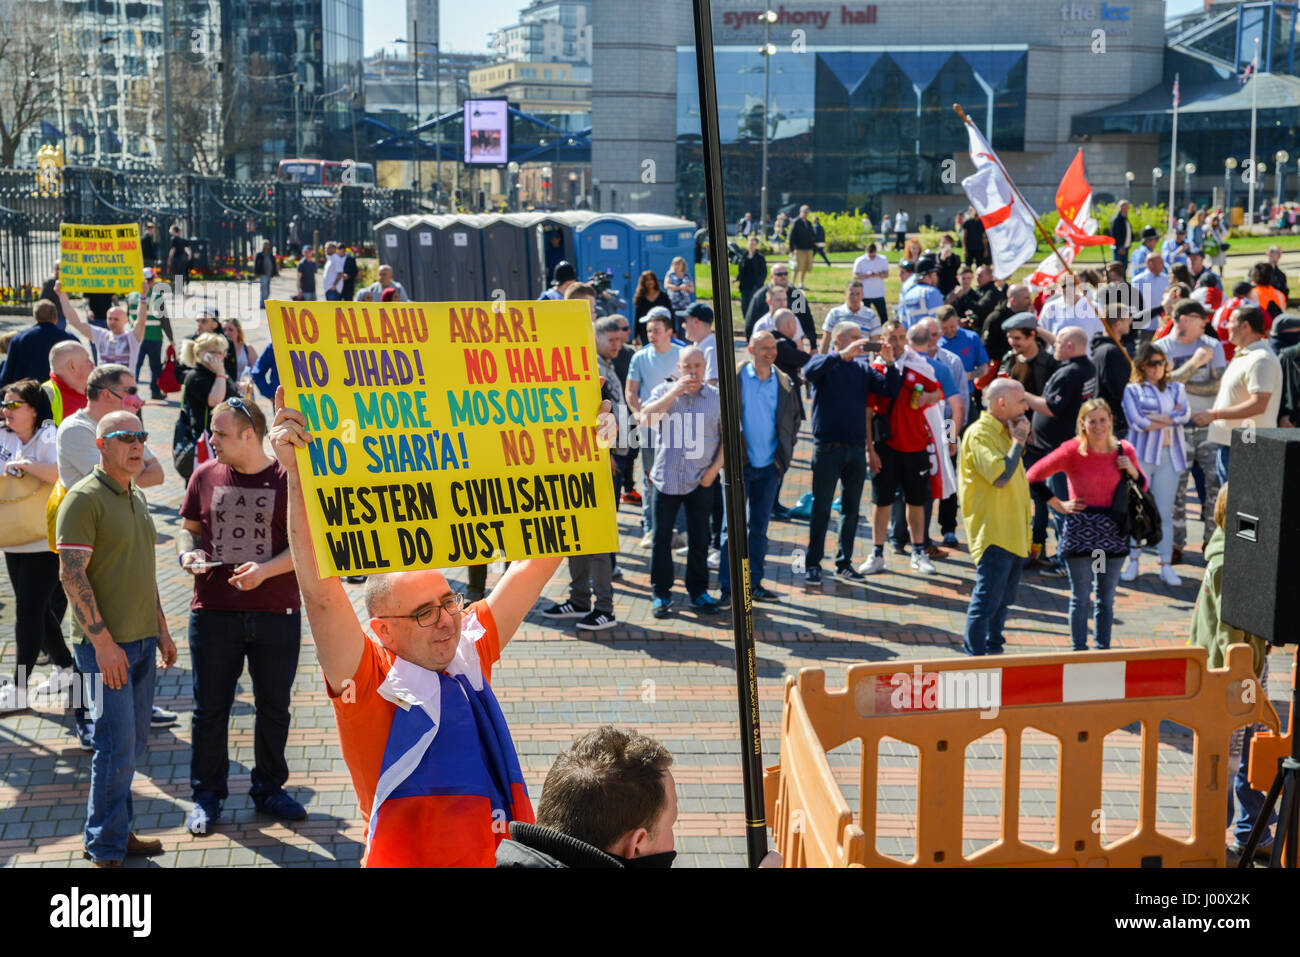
[676,46,1027,221]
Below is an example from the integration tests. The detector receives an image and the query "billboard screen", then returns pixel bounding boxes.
[464,99,509,166]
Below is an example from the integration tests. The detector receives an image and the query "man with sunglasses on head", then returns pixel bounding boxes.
[56,365,166,747]
[270,386,600,866]
[177,397,305,835]
[56,410,178,866]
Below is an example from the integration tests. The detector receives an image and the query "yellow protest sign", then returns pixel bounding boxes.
[267,298,620,578]
[59,223,143,296]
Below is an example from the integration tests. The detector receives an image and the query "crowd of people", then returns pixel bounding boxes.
[0,201,1296,866]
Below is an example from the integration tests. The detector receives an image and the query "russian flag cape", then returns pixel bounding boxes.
[366,611,532,867]
[898,348,957,501]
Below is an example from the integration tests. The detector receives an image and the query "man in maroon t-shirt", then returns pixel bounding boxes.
[865,321,944,575]
[177,397,304,836]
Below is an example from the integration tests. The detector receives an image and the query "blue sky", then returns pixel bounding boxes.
[364,0,523,55]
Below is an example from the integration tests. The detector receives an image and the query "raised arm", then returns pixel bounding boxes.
[55,284,94,339]
[132,292,149,344]
[487,557,563,653]
[269,387,366,694]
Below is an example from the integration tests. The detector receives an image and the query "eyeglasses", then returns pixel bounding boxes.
[106,385,139,400]
[103,430,149,444]
[226,396,256,429]
[375,592,466,629]
[1,400,26,411]
[772,271,788,277]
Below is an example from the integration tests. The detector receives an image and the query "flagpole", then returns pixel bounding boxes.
[952,104,1131,366]
[1169,73,1179,232]
[691,0,768,870]
[1248,38,1260,228]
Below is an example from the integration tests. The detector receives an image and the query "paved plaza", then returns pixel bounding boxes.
[0,277,1291,867]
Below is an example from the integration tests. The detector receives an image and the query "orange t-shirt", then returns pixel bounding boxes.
[327,601,501,836]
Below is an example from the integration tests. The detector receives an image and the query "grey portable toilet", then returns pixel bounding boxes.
[434,214,489,301]
[483,213,541,301]
[373,215,416,297]
[527,211,599,295]
[406,215,445,301]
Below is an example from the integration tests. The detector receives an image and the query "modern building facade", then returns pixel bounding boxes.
[593,0,1167,221]
[491,1,593,65]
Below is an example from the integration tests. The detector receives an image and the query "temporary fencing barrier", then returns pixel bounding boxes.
[763,644,1279,867]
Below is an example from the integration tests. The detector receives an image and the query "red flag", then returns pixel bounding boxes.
[1055,150,1090,225]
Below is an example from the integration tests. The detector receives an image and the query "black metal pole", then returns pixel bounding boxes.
[690,0,768,869]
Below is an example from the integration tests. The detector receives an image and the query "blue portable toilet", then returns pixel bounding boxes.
[524,211,595,297]
[373,215,417,298]
[575,214,637,306]
[627,213,698,303]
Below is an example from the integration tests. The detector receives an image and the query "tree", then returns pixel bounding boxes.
[0,12,60,167]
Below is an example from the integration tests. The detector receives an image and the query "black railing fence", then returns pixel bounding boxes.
[0,166,414,304]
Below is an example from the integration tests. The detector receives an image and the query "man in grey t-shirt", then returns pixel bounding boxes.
[57,366,163,489]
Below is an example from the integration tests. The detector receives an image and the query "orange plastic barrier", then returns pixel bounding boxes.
[764,645,1279,867]
[1248,648,1295,793]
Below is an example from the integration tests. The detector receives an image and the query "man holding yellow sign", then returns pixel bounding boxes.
[266,297,617,866]
[58,223,144,298]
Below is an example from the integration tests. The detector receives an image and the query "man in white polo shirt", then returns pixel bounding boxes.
[1192,305,1283,483]
[852,242,890,325]
[1038,276,1104,344]
[819,280,881,353]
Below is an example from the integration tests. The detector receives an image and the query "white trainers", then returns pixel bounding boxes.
[1159,564,1182,587]
[707,548,721,568]
[0,682,27,714]
[1120,558,1139,582]
[909,551,937,575]
[859,553,886,575]
[638,532,654,549]
[671,531,687,550]
[32,666,75,703]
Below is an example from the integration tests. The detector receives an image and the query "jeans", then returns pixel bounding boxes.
[640,444,658,534]
[710,482,724,549]
[719,463,782,594]
[135,338,164,394]
[1232,724,1277,847]
[1131,456,1178,565]
[651,483,712,600]
[74,637,156,862]
[1064,554,1124,650]
[964,545,1024,655]
[190,610,301,802]
[616,452,637,494]
[567,554,613,614]
[1174,426,1220,549]
[258,275,272,308]
[4,551,72,687]
[807,442,867,569]
[1216,443,1230,485]
[325,289,341,301]
[865,297,888,325]
[1046,473,1069,567]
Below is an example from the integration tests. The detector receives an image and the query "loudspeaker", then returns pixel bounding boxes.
[1221,429,1300,645]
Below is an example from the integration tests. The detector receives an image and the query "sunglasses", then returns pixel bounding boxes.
[226,396,256,428]
[1,400,27,411]
[103,430,149,444]
[106,385,139,399]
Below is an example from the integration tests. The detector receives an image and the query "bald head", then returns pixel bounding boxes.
[907,323,931,348]
[773,308,797,338]
[749,330,776,349]
[96,410,142,437]
[1055,326,1089,358]
[1007,284,1032,311]
[983,377,1027,422]
[50,341,93,393]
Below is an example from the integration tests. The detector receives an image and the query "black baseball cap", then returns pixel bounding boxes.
[685,302,714,325]
[554,261,577,284]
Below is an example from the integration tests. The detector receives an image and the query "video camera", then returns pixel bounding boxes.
[585,270,612,294]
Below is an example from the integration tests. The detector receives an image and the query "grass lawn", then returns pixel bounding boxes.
[700,233,1300,303]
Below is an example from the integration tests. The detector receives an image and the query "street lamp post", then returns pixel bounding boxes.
[1183,162,1196,214]
[1152,166,1163,207]
[1225,157,1238,214]
[1125,169,1134,203]
[1257,162,1268,221]
[1275,150,1289,209]
[293,82,304,158]
[395,28,441,206]
[758,9,778,235]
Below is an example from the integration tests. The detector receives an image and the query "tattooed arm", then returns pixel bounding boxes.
[58,548,130,690]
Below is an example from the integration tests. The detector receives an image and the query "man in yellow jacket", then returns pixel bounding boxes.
[958,377,1033,656]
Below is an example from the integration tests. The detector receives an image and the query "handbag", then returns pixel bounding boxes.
[1059,507,1129,557]
[871,383,900,447]
[157,344,182,394]
[0,472,53,549]
[1110,473,1162,547]
[173,407,198,480]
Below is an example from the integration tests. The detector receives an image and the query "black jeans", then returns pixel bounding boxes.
[189,609,301,801]
[807,442,867,569]
[651,484,712,600]
[866,297,888,325]
[4,551,72,687]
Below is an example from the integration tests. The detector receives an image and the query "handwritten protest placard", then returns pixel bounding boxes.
[59,223,143,296]
[267,298,619,577]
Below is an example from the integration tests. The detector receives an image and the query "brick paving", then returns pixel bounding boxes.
[0,278,1290,868]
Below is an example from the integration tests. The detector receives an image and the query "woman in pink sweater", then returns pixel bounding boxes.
[1025,399,1148,650]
